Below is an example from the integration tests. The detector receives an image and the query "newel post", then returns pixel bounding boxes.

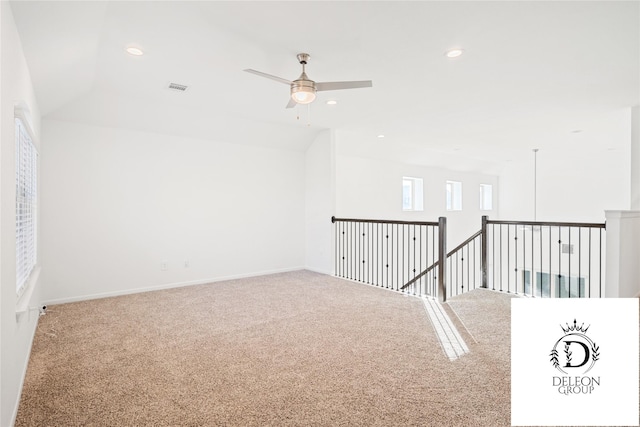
[481,215,488,289]
[438,216,447,302]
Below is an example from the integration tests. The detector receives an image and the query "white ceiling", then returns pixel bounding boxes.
[10,1,640,173]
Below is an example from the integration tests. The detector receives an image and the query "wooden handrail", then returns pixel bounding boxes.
[331,216,439,226]
[446,230,481,257]
[401,230,482,291]
[400,261,439,290]
[486,219,605,229]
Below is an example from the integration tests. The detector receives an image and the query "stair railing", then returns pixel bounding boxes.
[482,216,606,298]
[331,216,447,301]
[332,215,606,300]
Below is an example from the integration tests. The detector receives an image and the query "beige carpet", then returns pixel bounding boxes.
[16,271,515,426]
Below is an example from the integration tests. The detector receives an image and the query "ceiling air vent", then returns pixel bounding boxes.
[167,82,188,92]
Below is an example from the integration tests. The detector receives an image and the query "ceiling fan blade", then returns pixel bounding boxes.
[316,80,373,91]
[285,98,297,109]
[244,69,292,85]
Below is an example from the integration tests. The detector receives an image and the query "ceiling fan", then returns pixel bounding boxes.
[244,53,373,108]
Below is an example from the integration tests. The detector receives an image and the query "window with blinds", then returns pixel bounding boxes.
[15,117,38,296]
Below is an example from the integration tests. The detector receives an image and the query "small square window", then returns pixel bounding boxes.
[446,180,462,211]
[479,184,493,211]
[402,177,423,211]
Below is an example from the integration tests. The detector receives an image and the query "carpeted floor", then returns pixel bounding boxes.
[16,270,515,426]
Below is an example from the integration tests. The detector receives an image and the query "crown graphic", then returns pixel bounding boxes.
[561,319,590,334]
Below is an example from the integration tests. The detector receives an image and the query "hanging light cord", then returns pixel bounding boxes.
[533,148,539,221]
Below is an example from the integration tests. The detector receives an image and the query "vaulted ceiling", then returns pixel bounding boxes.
[10,1,640,173]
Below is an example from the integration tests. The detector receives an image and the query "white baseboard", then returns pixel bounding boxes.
[43,266,306,306]
[303,266,333,276]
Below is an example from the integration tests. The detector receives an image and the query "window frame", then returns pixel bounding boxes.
[446,180,462,211]
[479,183,493,211]
[402,176,424,212]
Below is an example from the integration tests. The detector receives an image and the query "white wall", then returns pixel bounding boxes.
[41,120,305,303]
[1,3,42,426]
[605,210,640,297]
[499,109,632,222]
[631,105,639,210]
[334,149,498,249]
[304,129,335,274]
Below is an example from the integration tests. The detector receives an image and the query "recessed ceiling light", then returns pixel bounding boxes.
[326,100,337,105]
[445,48,463,58]
[377,134,385,138]
[125,46,144,56]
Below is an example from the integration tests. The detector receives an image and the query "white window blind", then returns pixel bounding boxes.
[15,117,38,296]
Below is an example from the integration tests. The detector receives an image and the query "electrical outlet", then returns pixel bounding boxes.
[161,261,168,271]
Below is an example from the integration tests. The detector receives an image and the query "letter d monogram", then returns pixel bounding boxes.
[564,341,590,368]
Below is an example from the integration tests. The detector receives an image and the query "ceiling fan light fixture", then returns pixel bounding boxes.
[292,90,316,104]
[245,53,371,109]
[291,81,317,104]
